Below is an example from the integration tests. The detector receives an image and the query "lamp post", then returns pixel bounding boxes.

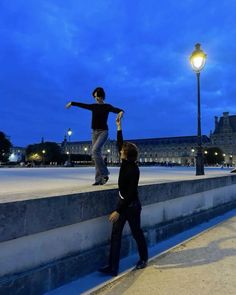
[42,149,46,166]
[190,43,207,176]
[84,147,88,163]
[106,149,111,165]
[67,128,72,165]
[230,155,233,167]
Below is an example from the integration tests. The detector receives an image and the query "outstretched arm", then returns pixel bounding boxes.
[65,101,93,111]
[116,116,123,153]
[109,116,124,223]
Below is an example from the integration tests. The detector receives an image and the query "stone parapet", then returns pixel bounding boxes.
[1,174,236,294]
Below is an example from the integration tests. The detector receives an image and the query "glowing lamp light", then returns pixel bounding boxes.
[190,43,207,73]
[67,128,72,137]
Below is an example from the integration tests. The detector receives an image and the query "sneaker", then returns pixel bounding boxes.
[98,265,118,276]
[135,260,147,270]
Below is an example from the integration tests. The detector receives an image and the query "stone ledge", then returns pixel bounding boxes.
[1,174,236,243]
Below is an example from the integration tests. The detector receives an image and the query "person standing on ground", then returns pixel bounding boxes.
[99,116,148,276]
[66,87,124,185]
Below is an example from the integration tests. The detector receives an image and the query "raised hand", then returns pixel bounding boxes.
[116,111,123,125]
[66,102,72,109]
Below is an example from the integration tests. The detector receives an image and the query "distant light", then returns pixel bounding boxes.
[9,153,18,162]
[191,149,195,153]
[223,153,226,157]
[42,150,46,154]
[107,149,111,153]
[84,147,88,151]
[67,128,72,137]
[204,150,208,154]
[214,152,218,156]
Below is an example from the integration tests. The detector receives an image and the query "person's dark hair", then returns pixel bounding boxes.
[92,87,105,100]
[122,142,138,162]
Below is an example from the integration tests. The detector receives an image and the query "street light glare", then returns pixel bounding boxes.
[190,43,207,73]
[191,56,205,71]
[67,128,72,136]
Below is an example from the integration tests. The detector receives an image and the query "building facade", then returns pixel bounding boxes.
[61,136,211,166]
[210,112,236,165]
[60,112,236,166]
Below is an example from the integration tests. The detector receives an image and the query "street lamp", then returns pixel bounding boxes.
[42,149,46,166]
[84,147,88,163]
[190,43,207,175]
[67,128,72,164]
[67,128,72,141]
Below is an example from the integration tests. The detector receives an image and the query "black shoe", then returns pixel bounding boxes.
[102,176,109,184]
[92,181,103,186]
[98,265,118,276]
[135,260,147,270]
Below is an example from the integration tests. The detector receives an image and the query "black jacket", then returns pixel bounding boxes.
[116,130,140,214]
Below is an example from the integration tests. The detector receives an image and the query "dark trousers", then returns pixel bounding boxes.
[109,201,148,272]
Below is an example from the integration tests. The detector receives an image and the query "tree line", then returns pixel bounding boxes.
[0,131,91,165]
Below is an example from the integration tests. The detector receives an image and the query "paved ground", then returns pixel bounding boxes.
[92,213,236,295]
[0,166,232,203]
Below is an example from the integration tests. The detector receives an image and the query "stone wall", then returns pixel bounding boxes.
[1,174,236,294]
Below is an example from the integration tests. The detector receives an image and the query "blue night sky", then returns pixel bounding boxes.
[1,0,236,147]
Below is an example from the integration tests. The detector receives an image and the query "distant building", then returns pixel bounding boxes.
[61,138,117,164]
[61,135,211,166]
[210,112,236,165]
[128,135,210,165]
[15,112,234,166]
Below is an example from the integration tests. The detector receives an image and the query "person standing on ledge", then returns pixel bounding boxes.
[66,87,124,185]
[99,116,148,276]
